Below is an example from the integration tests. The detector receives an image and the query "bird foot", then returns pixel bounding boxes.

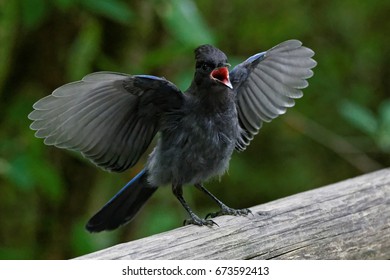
[206,205,252,219]
[183,215,218,227]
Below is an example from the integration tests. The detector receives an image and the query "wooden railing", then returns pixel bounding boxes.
[76,168,390,260]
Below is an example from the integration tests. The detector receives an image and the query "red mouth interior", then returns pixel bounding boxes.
[211,67,229,83]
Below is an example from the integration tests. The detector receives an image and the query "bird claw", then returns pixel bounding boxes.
[183,216,218,227]
[206,206,252,219]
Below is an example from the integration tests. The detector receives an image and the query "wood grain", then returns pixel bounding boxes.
[76,168,390,259]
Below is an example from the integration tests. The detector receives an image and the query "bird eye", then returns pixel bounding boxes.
[201,63,211,71]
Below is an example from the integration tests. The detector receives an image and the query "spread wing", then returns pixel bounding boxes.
[230,40,317,151]
[28,72,183,172]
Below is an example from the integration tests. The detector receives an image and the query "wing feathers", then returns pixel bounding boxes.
[231,40,316,150]
[29,72,183,172]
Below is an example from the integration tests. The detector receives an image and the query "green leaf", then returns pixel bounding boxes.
[8,155,35,191]
[80,0,133,24]
[66,18,102,80]
[156,0,215,47]
[339,100,378,136]
[7,153,64,202]
[377,100,390,152]
[19,0,48,29]
[379,100,390,127]
[31,159,65,202]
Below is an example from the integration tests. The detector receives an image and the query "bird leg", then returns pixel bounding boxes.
[194,183,251,219]
[172,184,217,226]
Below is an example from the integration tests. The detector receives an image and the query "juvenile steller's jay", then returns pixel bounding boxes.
[28,40,316,232]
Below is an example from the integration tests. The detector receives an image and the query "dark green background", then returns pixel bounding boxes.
[0,0,389,259]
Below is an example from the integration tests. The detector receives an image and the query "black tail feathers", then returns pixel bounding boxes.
[86,169,157,232]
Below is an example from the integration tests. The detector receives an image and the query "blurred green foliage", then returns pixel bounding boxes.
[340,100,390,152]
[0,0,389,259]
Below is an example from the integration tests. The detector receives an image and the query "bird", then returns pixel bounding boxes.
[28,39,316,232]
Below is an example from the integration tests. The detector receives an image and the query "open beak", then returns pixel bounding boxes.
[210,66,233,89]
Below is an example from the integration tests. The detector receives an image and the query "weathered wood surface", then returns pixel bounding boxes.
[76,168,390,260]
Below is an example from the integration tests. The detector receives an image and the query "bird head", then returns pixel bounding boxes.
[192,44,233,90]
